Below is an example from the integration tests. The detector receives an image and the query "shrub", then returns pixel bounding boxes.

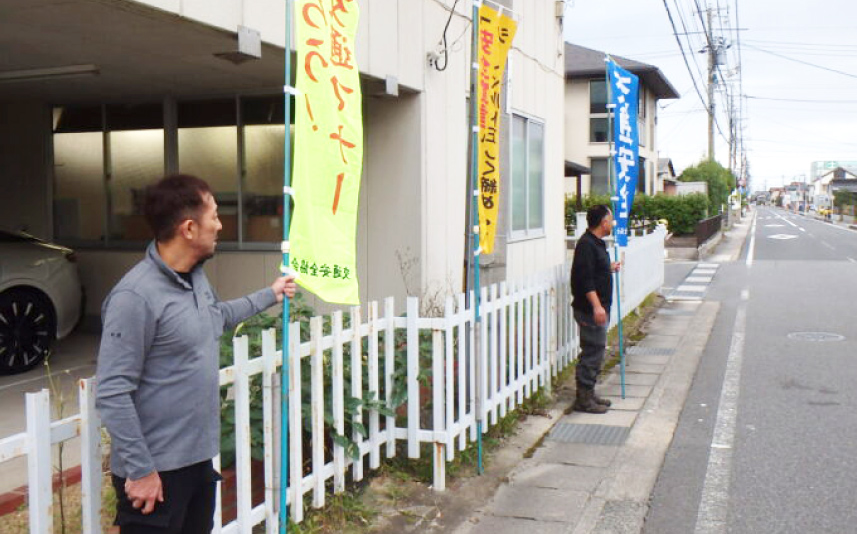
[565,193,708,236]
[632,193,708,235]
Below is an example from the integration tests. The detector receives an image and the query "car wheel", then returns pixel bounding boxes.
[0,289,56,374]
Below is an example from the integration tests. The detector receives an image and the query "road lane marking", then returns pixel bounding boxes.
[694,302,747,534]
[799,227,806,232]
[741,289,749,301]
[821,241,835,250]
[677,285,707,293]
[849,258,856,263]
[687,276,713,283]
[746,213,757,267]
[773,211,800,228]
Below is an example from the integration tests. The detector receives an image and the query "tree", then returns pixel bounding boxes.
[833,190,855,221]
[678,160,736,214]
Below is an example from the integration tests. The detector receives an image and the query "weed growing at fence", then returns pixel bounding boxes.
[0,474,117,534]
[286,491,377,534]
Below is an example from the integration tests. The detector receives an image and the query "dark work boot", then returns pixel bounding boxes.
[573,388,607,414]
[592,391,612,407]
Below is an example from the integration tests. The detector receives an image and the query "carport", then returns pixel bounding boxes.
[0,0,286,239]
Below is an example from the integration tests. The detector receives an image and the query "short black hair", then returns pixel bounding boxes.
[143,174,213,242]
[587,204,612,229]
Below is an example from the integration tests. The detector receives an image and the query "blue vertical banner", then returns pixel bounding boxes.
[608,59,640,247]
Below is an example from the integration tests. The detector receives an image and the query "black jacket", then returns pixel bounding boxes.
[571,230,613,315]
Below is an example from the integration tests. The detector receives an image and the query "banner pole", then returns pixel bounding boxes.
[280,0,293,531]
[605,57,626,400]
[469,0,484,476]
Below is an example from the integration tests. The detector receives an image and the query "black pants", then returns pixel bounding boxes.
[574,309,608,390]
[112,460,221,534]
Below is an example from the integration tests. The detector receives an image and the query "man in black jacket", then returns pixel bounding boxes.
[571,205,621,413]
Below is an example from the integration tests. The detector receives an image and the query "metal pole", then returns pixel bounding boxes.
[469,0,484,476]
[605,58,626,399]
[279,0,293,531]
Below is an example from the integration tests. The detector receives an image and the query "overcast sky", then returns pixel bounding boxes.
[563,0,857,190]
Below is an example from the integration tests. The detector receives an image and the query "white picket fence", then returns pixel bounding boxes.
[0,226,666,533]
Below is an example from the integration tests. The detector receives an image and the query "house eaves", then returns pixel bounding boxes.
[564,43,679,100]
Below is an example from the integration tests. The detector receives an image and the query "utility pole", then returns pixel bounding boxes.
[706,7,715,162]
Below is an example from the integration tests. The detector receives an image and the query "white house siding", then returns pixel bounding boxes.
[504,0,566,281]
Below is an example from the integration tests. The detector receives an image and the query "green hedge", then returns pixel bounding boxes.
[565,193,709,235]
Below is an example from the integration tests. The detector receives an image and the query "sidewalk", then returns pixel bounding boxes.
[451,215,753,534]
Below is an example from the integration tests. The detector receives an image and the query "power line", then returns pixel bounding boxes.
[744,44,857,80]
[746,95,857,104]
[662,0,710,115]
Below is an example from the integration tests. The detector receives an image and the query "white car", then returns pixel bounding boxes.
[0,230,83,374]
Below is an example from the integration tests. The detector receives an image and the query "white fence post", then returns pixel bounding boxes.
[431,327,445,491]
[310,317,325,508]
[288,320,304,523]
[26,389,52,534]
[406,297,420,458]
[332,311,346,493]
[233,335,252,531]
[261,328,278,534]
[383,297,396,460]
[350,306,364,478]
[368,301,381,469]
[79,379,102,534]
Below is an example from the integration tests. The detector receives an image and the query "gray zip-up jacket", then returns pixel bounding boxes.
[95,242,277,479]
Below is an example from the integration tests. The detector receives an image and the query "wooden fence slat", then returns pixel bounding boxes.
[406,297,420,458]
[332,311,346,493]
[310,317,326,508]
[350,306,365,479]
[384,297,396,459]
[261,329,277,534]
[431,328,445,490]
[289,321,304,523]
[234,335,252,530]
[456,293,467,451]
[489,284,499,425]
[79,379,101,534]
[444,297,455,461]
[26,390,52,534]
[368,301,381,469]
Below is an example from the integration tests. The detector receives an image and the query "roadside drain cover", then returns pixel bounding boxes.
[627,347,675,356]
[549,423,630,446]
[787,332,845,342]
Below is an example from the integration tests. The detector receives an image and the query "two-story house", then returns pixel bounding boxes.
[563,43,678,199]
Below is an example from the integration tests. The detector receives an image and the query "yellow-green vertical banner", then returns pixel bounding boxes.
[290,0,363,305]
[477,5,516,254]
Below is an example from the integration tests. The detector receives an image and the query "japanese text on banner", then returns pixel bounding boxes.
[477,5,516,254]
[608,59,639,247]
[290,0,363,305]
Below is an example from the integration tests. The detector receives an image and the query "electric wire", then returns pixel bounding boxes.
[434,0,461,72]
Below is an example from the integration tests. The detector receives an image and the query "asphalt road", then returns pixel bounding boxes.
[645,207,857,533]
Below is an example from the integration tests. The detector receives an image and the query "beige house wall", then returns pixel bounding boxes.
[563,76,663,197]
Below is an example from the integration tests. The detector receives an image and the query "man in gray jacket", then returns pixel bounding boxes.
[96,174,296,533]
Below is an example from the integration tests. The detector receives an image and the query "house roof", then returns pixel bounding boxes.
[564,43,680,100]
[658,158,675,176]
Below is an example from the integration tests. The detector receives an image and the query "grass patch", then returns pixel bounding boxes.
[288,490,378,534]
